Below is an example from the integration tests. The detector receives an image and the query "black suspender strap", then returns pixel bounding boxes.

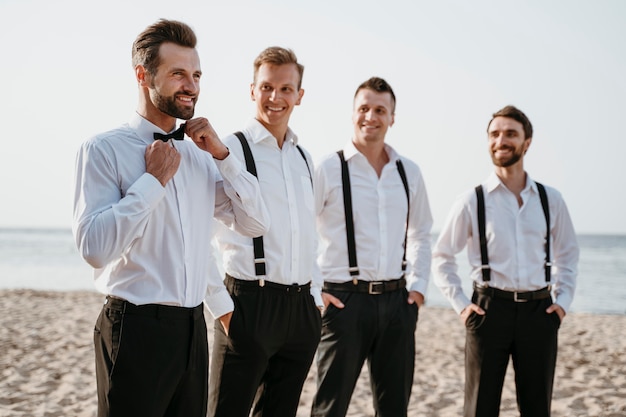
[535,182,552,282]
[475,182,552,284]
[234,131,312,281]
[337,150,359,283]
[396,159,410,274]
[234,132,266,281]
[295,145,313,187]
[337,151,410,283]
[475,185,491,282]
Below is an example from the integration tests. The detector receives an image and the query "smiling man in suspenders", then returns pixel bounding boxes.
[311,77,434,417]
[207,46,322,417]
[432,105,579,417]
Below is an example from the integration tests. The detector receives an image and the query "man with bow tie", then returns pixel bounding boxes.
[72,19,269,417]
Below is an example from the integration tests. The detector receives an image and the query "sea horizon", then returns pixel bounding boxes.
[1,228,624,315]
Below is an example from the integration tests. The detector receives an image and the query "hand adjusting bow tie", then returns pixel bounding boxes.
[153,123,186,142]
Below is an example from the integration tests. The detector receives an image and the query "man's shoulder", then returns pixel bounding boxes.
[395,154,422,171]
[533,180,566,205]
[82,124,134,149]
[315,151,344,170]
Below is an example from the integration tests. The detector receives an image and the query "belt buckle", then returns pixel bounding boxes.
[368,282,384,295]
[513,291,528,303]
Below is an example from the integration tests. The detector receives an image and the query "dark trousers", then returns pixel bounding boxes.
[208,276,322,417]
[94,296,208,417]
[464,291,561,417]
[311,288,418,417]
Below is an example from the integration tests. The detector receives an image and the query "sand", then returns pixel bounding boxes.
[1,289,624,417]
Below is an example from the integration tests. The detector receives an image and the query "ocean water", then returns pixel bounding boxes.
[0,229,624,315]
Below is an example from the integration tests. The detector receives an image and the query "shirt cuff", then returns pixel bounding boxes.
[204,292,234,320]
[213,152,243,183]
[310,287,323,309]
[554,293,573,314]
[133,173,166,207]
[407,277,428,296]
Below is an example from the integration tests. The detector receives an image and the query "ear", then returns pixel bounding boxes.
[296,88,305,106]
[523,137,532,154]
[390,113,395,127]
[136,65,150,87]
[250,83,256,101]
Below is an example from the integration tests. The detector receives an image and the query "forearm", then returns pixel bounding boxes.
[214,153,270,237]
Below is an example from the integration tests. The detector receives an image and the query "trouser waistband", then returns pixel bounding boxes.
[473,282,551,302]
[323,277,406,295]
[104,296,204,319]
[225,273,311,295]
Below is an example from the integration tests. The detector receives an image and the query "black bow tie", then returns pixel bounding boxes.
[153,124,186,141]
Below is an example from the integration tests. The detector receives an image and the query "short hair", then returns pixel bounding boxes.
[354,77,396,113]
[488,105,533,139]
[253,46,304,90]
[131,19,197,76]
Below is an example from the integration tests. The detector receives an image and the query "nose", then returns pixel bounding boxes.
[183,75,199,94]
[491,133,504,145]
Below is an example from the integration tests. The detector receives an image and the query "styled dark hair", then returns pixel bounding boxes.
[131,19,197,76]
[253,46,305,89]
[488,105,533,139]
[354,77,396,113]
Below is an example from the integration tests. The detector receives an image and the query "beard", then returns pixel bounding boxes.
[150,88,195,120]
[491,146,524,167]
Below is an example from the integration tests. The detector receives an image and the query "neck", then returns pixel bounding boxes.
[137,96,176,132]
[353,139,388,177]
[495,164,527,201]
[257,119,288,148]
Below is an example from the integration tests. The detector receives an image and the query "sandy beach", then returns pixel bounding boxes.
[1,289,624,417]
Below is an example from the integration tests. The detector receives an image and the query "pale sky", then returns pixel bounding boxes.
[1,0,624,234]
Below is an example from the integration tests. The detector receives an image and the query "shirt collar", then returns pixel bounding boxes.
[130,112,181,145]
[486,171,538,195]
[246,119,299,146]
[342,140,399,163]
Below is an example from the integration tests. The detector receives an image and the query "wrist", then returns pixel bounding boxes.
[213,146,229,161]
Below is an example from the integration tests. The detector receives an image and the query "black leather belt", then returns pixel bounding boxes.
[225,274,311,294]
[323,278,406,295]
[473,283,551,303]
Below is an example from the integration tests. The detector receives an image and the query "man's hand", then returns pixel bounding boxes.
[407,291,425,308]
[460,303,485,324]
[218,311,233,335]
[185,118,229,159]
[145,140,181,186]
[546,303,566,321]
[321,292,345,311]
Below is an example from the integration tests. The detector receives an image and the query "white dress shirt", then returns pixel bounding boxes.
[73,113,269,310]
[213,119,322,309]
[432,172,579,314]
[314,141,433,295]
